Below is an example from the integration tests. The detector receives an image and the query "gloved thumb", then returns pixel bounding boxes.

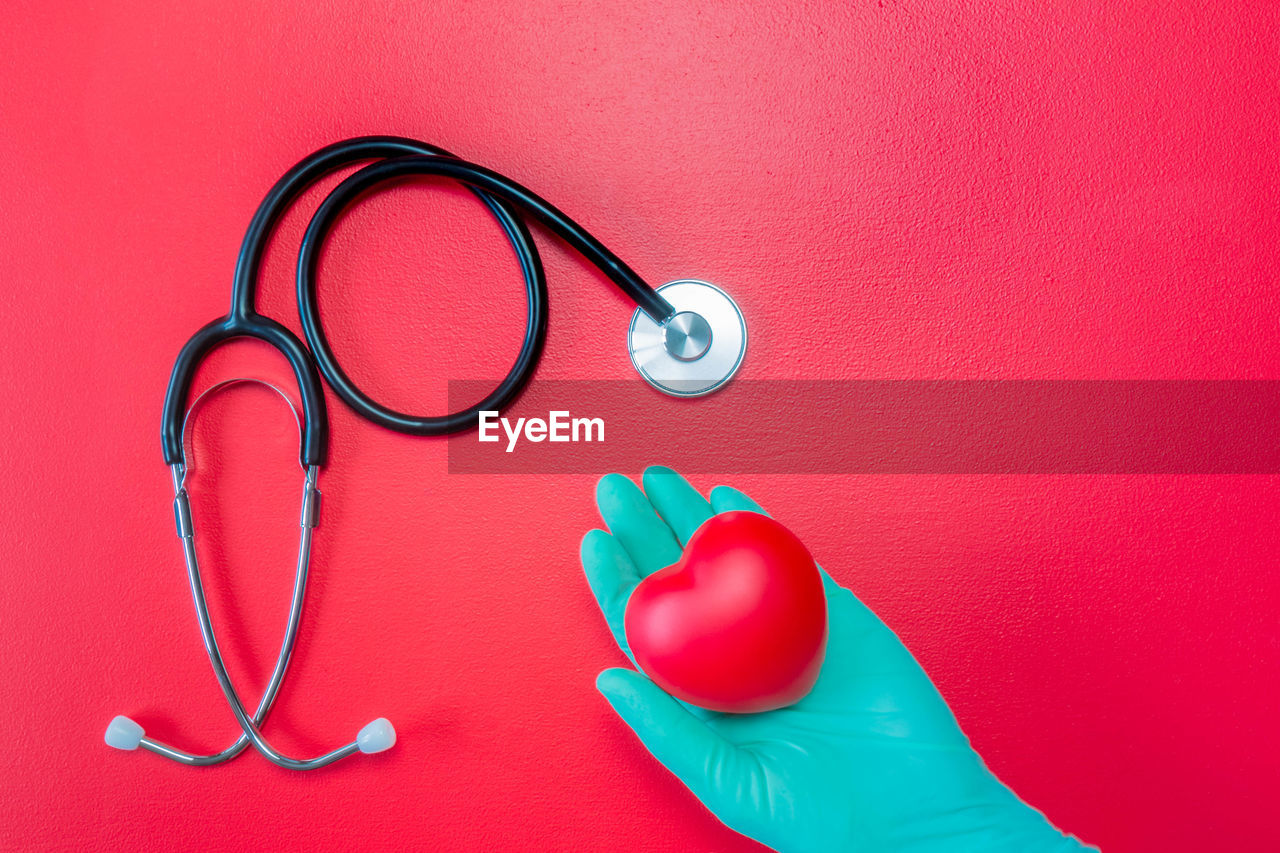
[596,668,741,811]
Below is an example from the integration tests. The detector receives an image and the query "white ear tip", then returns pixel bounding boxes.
[105,715,145,750]
[357,717,395,754]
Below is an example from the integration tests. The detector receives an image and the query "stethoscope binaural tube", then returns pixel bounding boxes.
[108,380,394,768]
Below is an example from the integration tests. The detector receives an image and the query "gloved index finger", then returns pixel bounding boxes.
[580,528,640,662]
[642,466,714,546]
[595,473,683,576]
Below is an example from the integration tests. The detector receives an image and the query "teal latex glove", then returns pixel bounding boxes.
[582,467,1096,853]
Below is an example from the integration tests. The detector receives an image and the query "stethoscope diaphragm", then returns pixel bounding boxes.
[628,279,747,397]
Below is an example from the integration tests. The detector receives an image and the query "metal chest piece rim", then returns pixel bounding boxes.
[628,279,747,397]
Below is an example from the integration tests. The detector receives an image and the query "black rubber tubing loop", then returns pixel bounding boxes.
[162,138,525,463]
[296,155,546,435]
[162,135,676,464]
[296,153,676,435]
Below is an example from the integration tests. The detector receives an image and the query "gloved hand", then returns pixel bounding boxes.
[581,466,1096,853]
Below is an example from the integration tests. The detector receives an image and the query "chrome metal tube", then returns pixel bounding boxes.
[137,465,360,769]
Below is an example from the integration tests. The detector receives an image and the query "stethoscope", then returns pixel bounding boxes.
[104,136,747,770]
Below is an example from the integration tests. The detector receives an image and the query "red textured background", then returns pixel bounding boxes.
[2,2,1278,850]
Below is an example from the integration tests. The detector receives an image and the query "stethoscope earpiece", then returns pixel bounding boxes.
[104,715,144,751]
[356,718,397,754]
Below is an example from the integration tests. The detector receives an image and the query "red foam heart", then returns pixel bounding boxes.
[624,511,827,713]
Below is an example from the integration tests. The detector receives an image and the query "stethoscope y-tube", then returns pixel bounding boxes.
[108,135,742,770]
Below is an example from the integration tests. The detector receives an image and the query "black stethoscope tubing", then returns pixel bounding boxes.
[161,135,677,466]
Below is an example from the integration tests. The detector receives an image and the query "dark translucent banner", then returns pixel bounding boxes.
[446,380,1280,474]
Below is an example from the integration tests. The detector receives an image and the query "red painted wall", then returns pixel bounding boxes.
[2,2,1277,850]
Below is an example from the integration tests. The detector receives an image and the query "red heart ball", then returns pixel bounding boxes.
[624,511,828,713]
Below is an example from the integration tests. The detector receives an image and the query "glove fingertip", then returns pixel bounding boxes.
[641,465,686,497]
[641,463,679,480]
[579,528,610,562]
[595,471,635,500]
[709,485,769,516]
[595,667,637,701]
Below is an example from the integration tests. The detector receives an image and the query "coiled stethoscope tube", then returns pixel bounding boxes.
[109,135,746,770]
[160,135,683,462]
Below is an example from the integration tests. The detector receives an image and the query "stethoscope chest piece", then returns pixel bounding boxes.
[628,280,747,397]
